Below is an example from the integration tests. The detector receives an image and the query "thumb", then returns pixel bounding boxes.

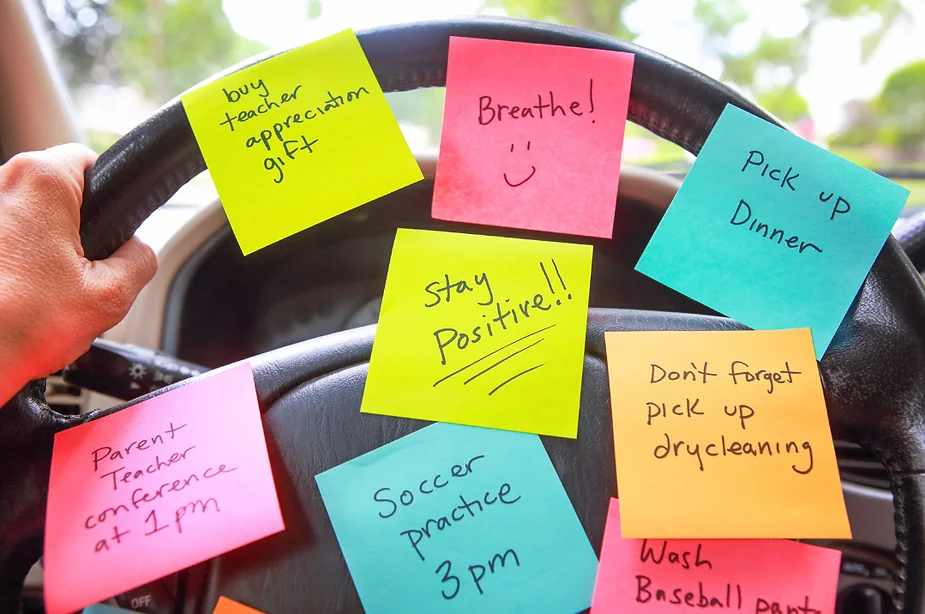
[83,236,158,330]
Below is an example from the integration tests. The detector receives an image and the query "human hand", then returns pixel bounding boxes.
[0,144,157,406]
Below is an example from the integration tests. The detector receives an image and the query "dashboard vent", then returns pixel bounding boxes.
[835,440,889,490]
[45,371,85,416]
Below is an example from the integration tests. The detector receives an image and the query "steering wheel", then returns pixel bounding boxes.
[3,16,925,614]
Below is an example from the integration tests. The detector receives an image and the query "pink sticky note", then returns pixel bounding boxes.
[44,363,285,614]
[432,37,634,238]
[592,499,842,613]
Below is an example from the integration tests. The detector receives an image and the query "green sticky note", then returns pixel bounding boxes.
[316,423,598,614]
[636,104,909,358]
[182,29,422,255]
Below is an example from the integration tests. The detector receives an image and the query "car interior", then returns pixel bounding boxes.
[3,0,925,613]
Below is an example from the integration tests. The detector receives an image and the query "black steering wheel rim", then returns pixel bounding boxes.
[77,16,781,262]
[2,15,925,613]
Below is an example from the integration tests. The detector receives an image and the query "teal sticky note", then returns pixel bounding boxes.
[82,605,133,614]
[636,104,909,358]
[315,423,598,613]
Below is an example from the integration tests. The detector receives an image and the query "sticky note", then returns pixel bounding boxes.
[316,422,599,614]
[361,228,592,438]
[44,364,285,614]
[432,37,634,238]
[182,29,422,255]
[591,499,842,614]
[213,596,264,614]
[636,105,909,358]
[81,605,134,614]
[605,329,850,538]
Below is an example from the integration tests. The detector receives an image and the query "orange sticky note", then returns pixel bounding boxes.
[44,364,285,614]
[591,499,842,614]
[213,596,264,614]
[432,37,634,238]
[605,329,850,538]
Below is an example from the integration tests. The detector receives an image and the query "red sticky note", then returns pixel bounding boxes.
[44,364,285,614]
[432,37,634,238]
[592,499,842,613]
[213,596,264,614]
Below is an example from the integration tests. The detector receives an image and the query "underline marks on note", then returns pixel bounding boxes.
[433,324,556,396]
[463,338,545,385]
[489,364,546,396]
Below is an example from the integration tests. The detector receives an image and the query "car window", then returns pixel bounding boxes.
[35,0,925,209]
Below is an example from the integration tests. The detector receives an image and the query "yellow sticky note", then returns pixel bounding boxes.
[605,329,850,539]
[362,229,592,438]
[182,29,423,255]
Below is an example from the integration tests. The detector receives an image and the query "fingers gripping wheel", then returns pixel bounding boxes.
[0,16,923,614]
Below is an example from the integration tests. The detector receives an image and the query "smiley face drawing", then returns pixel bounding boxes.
[503,141,536,187]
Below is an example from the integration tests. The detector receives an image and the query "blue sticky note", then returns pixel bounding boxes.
[81,605,133,614]
[636,104,909,358]
[315,423,598,613]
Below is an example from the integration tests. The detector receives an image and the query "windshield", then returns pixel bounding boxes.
[36,0,925,203]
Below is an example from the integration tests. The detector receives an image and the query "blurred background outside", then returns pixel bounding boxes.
[33,0,925,213]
